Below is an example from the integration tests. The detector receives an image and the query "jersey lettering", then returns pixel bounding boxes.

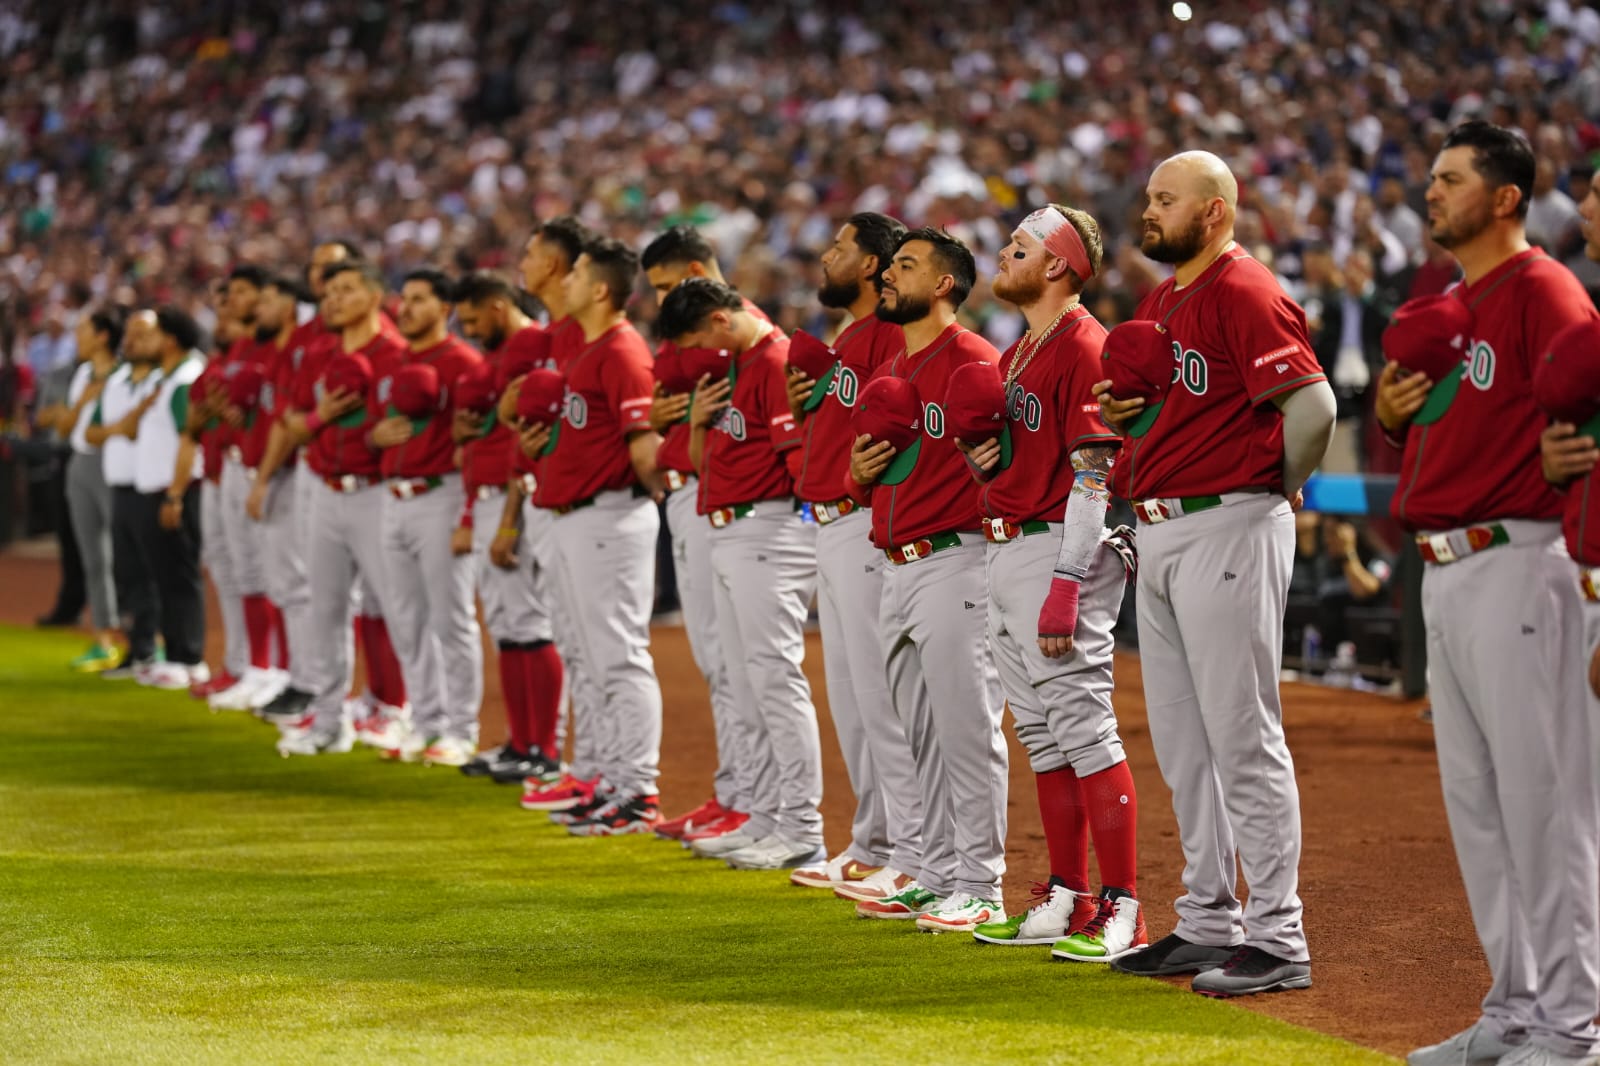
[1467,340,1495,391]
[376,376,393,404]
[924,401,946,439]
[833,367,860,407]
[713,406,748,441]
[564,391,589,429]
[260,382,275,410]
[1172,343,1209,396]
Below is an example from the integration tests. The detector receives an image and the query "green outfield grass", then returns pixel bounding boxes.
[0,626,1394,1065]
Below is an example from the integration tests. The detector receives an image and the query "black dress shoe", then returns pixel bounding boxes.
[36,610,79,627]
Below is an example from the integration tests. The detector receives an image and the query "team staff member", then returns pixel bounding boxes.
[370,270,486,767]
[847,228,1010,934]
[279,261,409,756]
[522,238,665,835]
[658,278,824,870]
[954,205,1143,959]
[1095,151,1334,997]
[783,212,926,900]
[1378,121,1600,1066]
[131,308,208,690]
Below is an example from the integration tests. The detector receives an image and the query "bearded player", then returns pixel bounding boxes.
[1094,151,1335,996]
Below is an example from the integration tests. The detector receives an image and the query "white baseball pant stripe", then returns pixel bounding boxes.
[880,540,1008,899]
[1424,530,1599,1057]
[1136,493,1307,962]
[527,501,593,772]
[472,493,554,643]
[260,468,313,689]
[987,529,1126,775]
[200,478,247,678]
[817,509,924,873]
[666,484,743,811]
[220,458,267,594]
[709,505,823,847]
[545,490,662,796]
[382,475,484,744]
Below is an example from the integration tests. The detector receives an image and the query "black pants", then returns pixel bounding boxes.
[45,452,86,620]
[111,485,159,661]
[129,485,205,666]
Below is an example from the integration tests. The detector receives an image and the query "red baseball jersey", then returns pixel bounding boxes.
[1564,475,1600,567]
[1393,250,1598,532]
[197,343,239,483]
[794,315,903,504]
[980,305,1119,523]
[305,332,407,478]
[238,335,292,469]
[533,321,656,509]
[378,336,483,479]
[511,318,579,481]
[463,326,546,496]
[1108,245,1324,501]
[859,323,999,547]
[698,329,800,511]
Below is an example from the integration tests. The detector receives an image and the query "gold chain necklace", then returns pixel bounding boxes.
[1005,302,1077,391]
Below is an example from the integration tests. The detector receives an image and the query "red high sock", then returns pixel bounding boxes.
[1079,761,1139,897]
[360,616,407,706]
[498,646,531,752]
[242,594,274,669]
[269,601,289,669]
[1035,767,1090,893]
[523,641,565,757]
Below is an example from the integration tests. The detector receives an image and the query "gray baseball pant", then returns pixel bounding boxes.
[382,474,484,744]
[220,458,267,595]
[987,528,1126,776]
[65,451,116,631]
[527,500,596,771]
[472,492,554,643]
[1425,527,1599,1058]
[666,483,743,810]
[258,466,314,690]
[880,539,1008,900]
[545,489,661,796]
[817,509,924,873]
[708,503,823,847]
[1135,493,1307,962]
[200,478,247,678]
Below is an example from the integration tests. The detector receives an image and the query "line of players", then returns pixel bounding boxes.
[92,120,1600,1045]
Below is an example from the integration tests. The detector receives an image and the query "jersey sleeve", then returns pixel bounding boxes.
[758,353,801,453]
[1061,340,1121,454]
[170,383,191,430]
[603,340,657,435]
[1220,274,1326,404]
[1522,268,1600,374]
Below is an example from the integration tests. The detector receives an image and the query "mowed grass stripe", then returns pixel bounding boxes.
[0,626,1395,1065]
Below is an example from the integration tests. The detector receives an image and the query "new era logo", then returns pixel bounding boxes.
[1521,624,1536,635]
[1223,571,1237,581]
[963,600,976,609]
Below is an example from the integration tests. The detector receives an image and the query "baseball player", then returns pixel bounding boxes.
[1375,121,1600,1066]
[949,205,1145,961]
[277,260,409,756]
[453,271,565,784]
[1093,151,1334,997]
[521,237,665,835]
[656,277,825,870]
[781,213,927,899]
[368,270,486,766]
[845,228,1010,934]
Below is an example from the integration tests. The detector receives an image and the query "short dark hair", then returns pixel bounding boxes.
[847,212,908,292]
[1053,203,1105,289]
[656,277,744,341]
[453,270,518,306]
[87,305,128,351]
[641,225,718,273]
[316,237,365,260]
[535,216,593,271]
[154,306,202,353]
[228,264,269,289]
[582,237,640,312]
[1442,119,1535,220]
[403,268,455,302]
[262,272,309,302]
[321,260,385,291]
[898,227,977,309]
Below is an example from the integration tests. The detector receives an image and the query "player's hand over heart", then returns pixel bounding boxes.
[1091,379,1146,434]
[450,526,473,556]
[1037,576,1080,659]
[954,436,1001,481]
[452,408,487,443]
[1374,362,1432,433]
[785,367,815,421]
[849,433,895,486]
[689,374,732,429]
[650,385,691,432]
[497,378,523,426]
[518,421,551,458]
[370,416,413,448]
[1539,422,1600,484]
[316,386,363,425]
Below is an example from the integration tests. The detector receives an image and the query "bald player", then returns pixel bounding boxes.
[1376,121,1600,1066]
[784,213,927,899]
[958,205,1145,962]
[847,228,1010,934]
[521,237,665,835]
[1094,151,1334,997]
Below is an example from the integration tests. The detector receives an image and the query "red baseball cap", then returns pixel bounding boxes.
[677,346,734,387]
[943,360,1012,471]
[322,352,373,428]
[852,376,923,485]
[1101,321,1175,438]
[787,329,839,412]
[387,363,443,434]
[1534,318,1600,431]
[453,364,499,415]
[516,368,566,425]
[225,362,266,410]
[1382,294,1474,425]
[495,329,554,391]
[654,344,695,395]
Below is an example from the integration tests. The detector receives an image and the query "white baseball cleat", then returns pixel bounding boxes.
[143,662,209,691]
[358,702,411,750]
[789,853,883,889]
[914,892,1004,934]
[421,736,476,767]
[209,668,286,712]
[724,836,828,871]
[276,719,356,757]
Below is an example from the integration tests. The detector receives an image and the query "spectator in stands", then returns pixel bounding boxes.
[1289,512,1395,683]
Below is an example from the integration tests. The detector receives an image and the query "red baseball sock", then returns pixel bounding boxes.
[1080,761,1139,897]
[523,640,565,757]
[242,594,274,670]
[360,616,407,707]
[268,601,289,669]
[1035,766,1090,894]
[498,645,531,753]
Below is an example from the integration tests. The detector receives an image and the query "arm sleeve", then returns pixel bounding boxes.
[1053,446,1114,581]
[170,383,190,431]
[1277,379,1337,495]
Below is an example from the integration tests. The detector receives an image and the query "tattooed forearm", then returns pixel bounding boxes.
[1070,444,1116,500]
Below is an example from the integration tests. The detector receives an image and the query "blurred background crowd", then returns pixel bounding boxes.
[4,0,1599,694]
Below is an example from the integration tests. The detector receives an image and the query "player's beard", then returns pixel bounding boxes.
[875,289,933,326]
[992,265,1045,307]
[1141,212,1207,264]
[817,275,861,309]
[483,326,506,352]
[1429,201,1493,251]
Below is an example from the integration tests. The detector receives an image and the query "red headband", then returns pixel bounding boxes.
[1019,206,1094,281]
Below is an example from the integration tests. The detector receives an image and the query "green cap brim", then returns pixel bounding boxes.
[878,437,922,486]
[477,410,496,437]
[334,406,367,429]
[1126,402,1164,438]
[802,363,840,413]
[1580,411,1600,443]
[541,420,561,457]
[388,404,432,437]
[997,423,1014,471]
[1412,366,1464,426]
